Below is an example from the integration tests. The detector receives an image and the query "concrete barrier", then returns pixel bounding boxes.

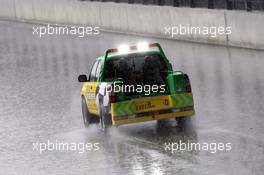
[33,0,56,23]
[187,8,227,45]
[99,2,128,32]
[0,0,263,50]
[126,4,161,35]
[68,1,101,26]
[14,0,35,21]
[0,0,16,19]
[225,11,264,50]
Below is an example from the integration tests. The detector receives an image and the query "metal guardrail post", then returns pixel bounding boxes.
[208,0,214,9]
[158,0,164,5]
[246,0,252,11]
[226,0,233,10]
[173,0,180,7]
[190,0,195,8]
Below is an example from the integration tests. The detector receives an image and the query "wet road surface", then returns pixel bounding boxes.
[0,21,264,175]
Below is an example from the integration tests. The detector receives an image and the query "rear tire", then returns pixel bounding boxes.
[175,116,191,128]
[82,96,99,127]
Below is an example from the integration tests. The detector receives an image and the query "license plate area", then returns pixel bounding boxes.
[135,96,172,113]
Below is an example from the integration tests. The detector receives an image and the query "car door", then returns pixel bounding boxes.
[85,60,102,115]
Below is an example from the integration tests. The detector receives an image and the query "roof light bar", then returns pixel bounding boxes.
[108,42,158,54]
[137,42,149,51]
[149,43,158,48]
[118,44,130,54]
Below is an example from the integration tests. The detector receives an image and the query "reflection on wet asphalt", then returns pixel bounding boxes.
[0,21,264,175]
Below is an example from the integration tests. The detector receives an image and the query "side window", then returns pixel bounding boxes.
[95,60,102,80]
[89,61,98,82]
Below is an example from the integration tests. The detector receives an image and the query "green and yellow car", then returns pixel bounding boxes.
[78,42,195,130]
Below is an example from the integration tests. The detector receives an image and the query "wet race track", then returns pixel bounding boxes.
[0,21,264,175]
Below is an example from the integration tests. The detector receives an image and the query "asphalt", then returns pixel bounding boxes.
[0,20,264,175]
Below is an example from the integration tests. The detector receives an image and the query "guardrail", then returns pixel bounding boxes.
[80,0,264,11]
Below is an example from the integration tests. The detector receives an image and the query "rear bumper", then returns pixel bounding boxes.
[112,108,195,126]
[110,93,195,126]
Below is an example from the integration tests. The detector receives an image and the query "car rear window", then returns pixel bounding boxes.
[103,54,167,85]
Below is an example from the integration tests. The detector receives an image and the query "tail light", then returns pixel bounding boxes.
[109,94,116,103]
[108,84,117,103]
[184,75,192,93]
[186,82,192,92]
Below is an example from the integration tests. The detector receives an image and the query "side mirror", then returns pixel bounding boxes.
[78,74,88,82]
